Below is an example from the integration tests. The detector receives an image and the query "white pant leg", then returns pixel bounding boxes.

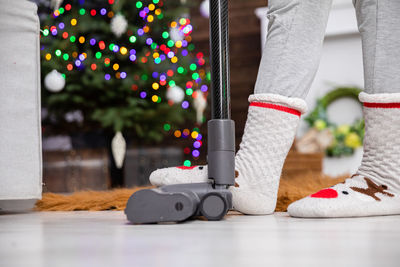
[254,0,333,99]
[354,0,400,94]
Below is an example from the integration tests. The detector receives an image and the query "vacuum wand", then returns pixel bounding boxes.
[209,0,231,120]
[124,0,235,223]
[207,0,235,187]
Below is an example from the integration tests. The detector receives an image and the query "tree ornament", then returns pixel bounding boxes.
[110,13,128,38]
[169,27,185,42]
[199,0,210,18]
[166,85,185,103]
[50,0,64,11]
[111,131,126,169]
[65,110,83,123]
[44,69,65,92]
[193,90,207,124]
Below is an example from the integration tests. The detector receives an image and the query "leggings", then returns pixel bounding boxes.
[254,0,400,99]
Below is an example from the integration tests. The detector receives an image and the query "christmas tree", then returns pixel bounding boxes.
[39,0,209,166]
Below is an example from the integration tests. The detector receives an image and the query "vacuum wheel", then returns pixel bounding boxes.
[199,192,229,221]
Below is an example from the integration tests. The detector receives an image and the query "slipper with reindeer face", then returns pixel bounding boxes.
[289,92,400,218]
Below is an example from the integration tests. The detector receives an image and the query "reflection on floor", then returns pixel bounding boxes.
[1,211,400,267]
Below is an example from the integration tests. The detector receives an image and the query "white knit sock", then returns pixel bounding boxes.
[150,94,307,214]
[288,92,400,218]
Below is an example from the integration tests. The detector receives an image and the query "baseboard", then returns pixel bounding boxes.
[0,199,38,212]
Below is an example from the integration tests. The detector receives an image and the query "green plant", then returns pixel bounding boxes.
[305,87,365,157]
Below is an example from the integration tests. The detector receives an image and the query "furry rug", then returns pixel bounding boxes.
[35,173,346,212]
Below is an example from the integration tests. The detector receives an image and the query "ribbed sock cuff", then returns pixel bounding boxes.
[248,93,308,114]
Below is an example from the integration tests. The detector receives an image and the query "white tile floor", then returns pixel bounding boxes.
[1,211,400,267]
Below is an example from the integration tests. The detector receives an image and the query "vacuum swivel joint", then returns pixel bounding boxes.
[207,119,235,187]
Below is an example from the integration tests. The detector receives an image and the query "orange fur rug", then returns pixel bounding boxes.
[35,173,346,212]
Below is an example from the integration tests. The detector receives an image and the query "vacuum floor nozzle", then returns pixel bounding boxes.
[125,183,232,224]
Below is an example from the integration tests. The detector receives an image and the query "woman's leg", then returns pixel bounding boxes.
[255,0,332,99]
[151,0,332,214]
[354,0,400,94]
[289,0,400,218]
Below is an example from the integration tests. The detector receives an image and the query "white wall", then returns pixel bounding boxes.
[0,0,42,210]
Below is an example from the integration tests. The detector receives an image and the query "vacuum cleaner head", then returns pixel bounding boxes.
[125,0,234,224]
[125,183,232,224]
[125,119,235,224]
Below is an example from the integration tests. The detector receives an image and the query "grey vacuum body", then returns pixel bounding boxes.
[125,0,235,223]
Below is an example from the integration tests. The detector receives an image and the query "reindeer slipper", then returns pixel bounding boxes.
[289,92,400,218]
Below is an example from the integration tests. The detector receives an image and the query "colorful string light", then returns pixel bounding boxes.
[41,1,211,166]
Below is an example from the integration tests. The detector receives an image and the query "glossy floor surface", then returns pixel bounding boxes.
[1,211,399,267]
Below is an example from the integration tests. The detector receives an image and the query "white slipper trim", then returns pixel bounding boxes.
[248,94,308,114]
[359,92,400,103]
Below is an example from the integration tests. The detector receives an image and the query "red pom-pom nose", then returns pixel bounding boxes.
[310,188,338,198]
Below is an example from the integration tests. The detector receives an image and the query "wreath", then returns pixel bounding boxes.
[303,87,364,157]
